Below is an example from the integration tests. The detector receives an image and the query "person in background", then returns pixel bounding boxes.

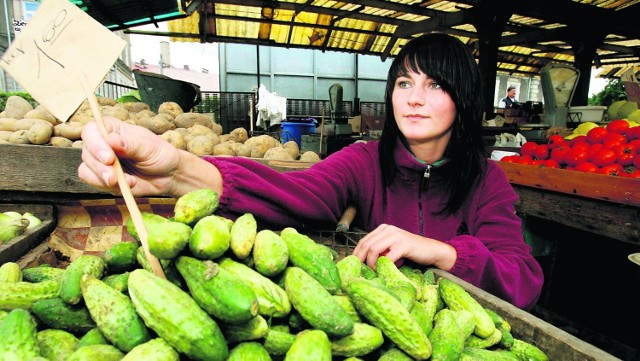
[499,85,519,108]
[78,33,543,310]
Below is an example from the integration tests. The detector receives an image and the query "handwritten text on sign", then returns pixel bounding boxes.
[0,0,125,121]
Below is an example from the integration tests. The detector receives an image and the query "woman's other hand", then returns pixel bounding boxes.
[353,223,457,271]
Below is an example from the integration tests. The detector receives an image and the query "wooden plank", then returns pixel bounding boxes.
[514,186,640,245]
[0,144,100,194]
[498,162,640,207]
[432,269,621,361]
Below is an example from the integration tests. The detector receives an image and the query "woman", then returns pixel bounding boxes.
[78,33,543,310]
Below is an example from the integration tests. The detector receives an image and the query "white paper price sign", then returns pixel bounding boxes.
[0,0,125,121]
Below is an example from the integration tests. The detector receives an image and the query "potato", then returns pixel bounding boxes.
[148,114,176,135]
[263,146,295,161]
[300,151,321,162]
[161,129,187,150]
[13,118,54,131]
[27,122,53,145]
[0,130,12,141]
[72,140,84,148]
[229,127,249,143]
[186,135,214,156]
[212,141,237,156]
[120,102,150,113]
[158,101,184,118]
[53,122,84,140]
[101,106,129,121]
[0,138,8,144]
[0,118,17,131]
[174,113,213,129]
[97,96,117,106]
[68,110,94,125]
[211,122,223,136]
[250,135,278,158]
[4,96,33,119]
[219,134,230,143]
[175,127,190,138]
[9,130,30,144]
[188,124,214,136]
[24,108,57,125]
[283,140,299,160]
[238,142,252,157]
[137,109,156,118]
[49,136,73,147]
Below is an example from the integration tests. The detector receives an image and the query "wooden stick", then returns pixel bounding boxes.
[319,104,325,156]
[78,74,166,279]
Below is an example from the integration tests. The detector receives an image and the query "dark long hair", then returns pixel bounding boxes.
[379,33,487,215]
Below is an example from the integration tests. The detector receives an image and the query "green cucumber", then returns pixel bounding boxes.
[67,344,125,361]
[228,342,272,361]
[59,254,105,305]
[32,297,97,334]
[81,274,150,352]
[103,241,139,273]
[121,338,180,361]
[284,266,354,337]
[0,308,40,360]
[0,279,59,310]
[438,277,495,338]
[252,229,289,277]
[284,329,331,361]
[219,257,291,318]
[430,308,465,361]
[347,279,432,360]
[21,265,65,282]
[330,322,384,357]
[175,256,259,323]
[222,314,269,344]
[0,261,22,282]
[37,329,79,361]
[188,215,230,259]
[128,268,228,361]
[280,227,341,294]
[229,213,257,259]
[173,188,219,225]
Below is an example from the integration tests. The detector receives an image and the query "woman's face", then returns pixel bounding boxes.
[392,69,456,150]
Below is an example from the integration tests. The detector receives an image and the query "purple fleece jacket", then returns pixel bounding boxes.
[203,140,544,310]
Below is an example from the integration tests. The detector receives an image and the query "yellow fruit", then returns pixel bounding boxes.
[573,122,599,135]
[627,109,640,123]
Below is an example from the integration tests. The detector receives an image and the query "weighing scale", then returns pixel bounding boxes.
[539,63,580,128]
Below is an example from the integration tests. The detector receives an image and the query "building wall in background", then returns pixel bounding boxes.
[219,43,391,104]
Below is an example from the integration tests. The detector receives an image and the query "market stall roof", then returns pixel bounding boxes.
[114,0,640,79]
[71,0,184,30]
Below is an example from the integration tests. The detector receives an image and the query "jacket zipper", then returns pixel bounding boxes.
[417,164,432,237]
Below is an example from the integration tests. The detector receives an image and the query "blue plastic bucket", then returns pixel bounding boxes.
[281,122,315,147]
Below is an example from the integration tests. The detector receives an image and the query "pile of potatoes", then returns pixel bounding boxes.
[0,95,321,162]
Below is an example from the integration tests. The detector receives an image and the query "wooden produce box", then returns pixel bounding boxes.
[432,269,619,360]
[0,203,56,264]
[497,162,640,244]
[310,230,618,360]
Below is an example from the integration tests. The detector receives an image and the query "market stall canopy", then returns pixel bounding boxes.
[117,0,640,79]
[71,0,183,30]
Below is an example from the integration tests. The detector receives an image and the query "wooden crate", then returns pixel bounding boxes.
[432,270,619,360]
[0,204,56,264]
